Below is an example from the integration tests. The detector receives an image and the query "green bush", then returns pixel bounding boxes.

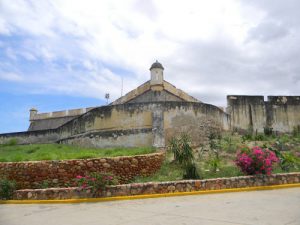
[0,177,16,200]
[292,125,300,137]
[183,163,200,179]
[169,134,194,166]
[264,127,273,136]
[241,133,253,142]
[272,148,300,172]
[254,134,266,141]
[206,153,222,173]
[169,134,200,179]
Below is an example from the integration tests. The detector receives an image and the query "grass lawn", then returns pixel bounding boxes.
[0,143,155,162]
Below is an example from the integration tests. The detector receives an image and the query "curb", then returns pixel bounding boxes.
[1,183,300,205]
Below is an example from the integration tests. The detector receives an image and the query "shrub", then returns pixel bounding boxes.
[271,148,300,172]
[235,146,278,175]
[292,125,300,137]
[169,134,200,179]
[183,163,200,179]
[206,153,222,173]
[0,177,16,200]
[241,133,253,142]
[75,172,118,195]
[169,133,194,166]
[264,127,273,136]
[254,134,266,141]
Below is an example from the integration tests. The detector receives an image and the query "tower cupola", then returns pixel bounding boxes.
[150,60,164,86]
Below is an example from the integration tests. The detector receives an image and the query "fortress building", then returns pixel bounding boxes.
[0,61,300,148]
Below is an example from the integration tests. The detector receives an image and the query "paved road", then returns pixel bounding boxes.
[1,188,300,225]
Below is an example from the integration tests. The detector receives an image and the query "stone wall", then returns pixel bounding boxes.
[13,172,300,200]
[0,129,60,145]
[267,96,300,133]
[163,102,230,146]
[60,128,153,148]
[227,95,300,133]
[0,102,229,148]
[30,107,96,121]
[0,153,165,189]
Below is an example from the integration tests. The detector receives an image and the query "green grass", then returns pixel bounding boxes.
[0,144,155,162]
[133,161,244,183]
[134,161,184,183]
[132,132,300,183]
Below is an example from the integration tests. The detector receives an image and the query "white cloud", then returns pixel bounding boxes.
[0,0,299,106]
[0,72,23,81]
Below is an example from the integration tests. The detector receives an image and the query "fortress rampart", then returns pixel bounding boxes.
[30,107,96,121]
[227,95,300,133]
[0,102,229,148]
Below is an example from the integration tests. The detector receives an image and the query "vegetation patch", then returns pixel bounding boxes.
[133,132,300,183]
[0,144,155,162]
[0,177,16,200]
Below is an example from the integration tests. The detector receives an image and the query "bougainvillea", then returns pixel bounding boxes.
[235,146,278,175]
[75,172,118,194]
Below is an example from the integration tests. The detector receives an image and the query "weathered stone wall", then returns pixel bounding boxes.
[0,129,60,145]
[227,95,300,133]
[60,128,153,148]
[28,117,77,131]
[13,172,300,200]
[267,96,300,133]
[30,107,96,121]
[227,95,266,133]
[164,102,230,146]
[0,153,165,189]
[0,102,229,148]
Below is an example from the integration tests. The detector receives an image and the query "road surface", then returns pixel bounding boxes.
[1,188,299,225]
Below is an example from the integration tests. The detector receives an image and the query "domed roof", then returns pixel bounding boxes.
[150,60,164,70]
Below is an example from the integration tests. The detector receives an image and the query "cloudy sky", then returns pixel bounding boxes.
[0,0,299,132]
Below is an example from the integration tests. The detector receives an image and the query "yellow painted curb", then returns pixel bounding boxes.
[1,183,300,205]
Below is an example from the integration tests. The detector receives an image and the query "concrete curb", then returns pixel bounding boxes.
[1,183,299,205]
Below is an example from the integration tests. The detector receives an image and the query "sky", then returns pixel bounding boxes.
[0,0,299,133]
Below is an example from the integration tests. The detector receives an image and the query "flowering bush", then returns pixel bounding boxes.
[235,146,278,175]
[75,172,118,194]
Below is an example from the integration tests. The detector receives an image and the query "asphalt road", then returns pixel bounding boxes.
[1,188,299,225]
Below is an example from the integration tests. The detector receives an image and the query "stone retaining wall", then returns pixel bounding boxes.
[0,153,164,189]
[13,172,300,200]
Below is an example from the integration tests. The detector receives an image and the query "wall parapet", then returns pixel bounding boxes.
[13,172,300,200]
[30,107,96,121]
[0,152,165,189]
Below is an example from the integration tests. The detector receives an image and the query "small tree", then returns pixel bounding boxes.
[169,133,200,179]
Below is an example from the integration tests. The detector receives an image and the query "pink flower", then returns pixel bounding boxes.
[235,146,278,175]
[76,175,83,179]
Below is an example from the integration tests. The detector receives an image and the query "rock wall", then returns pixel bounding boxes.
[13,172,300,200]
[164,102,230,146]
[267,96,300,133]
[0,153,165,189]
[0,129,60,145]
[227,95,300,133]
[0,102,229,148]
